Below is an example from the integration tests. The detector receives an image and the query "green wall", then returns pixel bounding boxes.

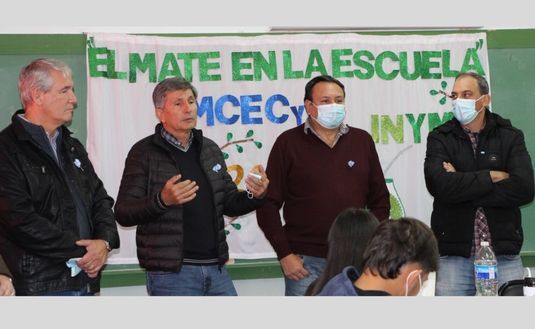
[488,46,535,251]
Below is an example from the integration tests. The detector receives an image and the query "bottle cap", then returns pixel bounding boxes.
[525,277,535,287]
[480,241,489,247]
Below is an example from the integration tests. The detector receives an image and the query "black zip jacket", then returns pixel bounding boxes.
[424,110,534,257]
[115,124,263,271]
[0,110,119,295]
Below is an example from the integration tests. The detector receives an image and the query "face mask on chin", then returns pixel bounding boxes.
[404,270,422,296]
[452,95,486,125]
[311,103,346,129]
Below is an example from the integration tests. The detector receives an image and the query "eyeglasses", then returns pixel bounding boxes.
[438,90,454,99]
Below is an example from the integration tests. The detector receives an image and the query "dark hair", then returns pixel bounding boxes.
[303,75,345,102]
[152,77,198,108]
[455,72,489,95]
[305,208,379,295]
[361,217,438,279]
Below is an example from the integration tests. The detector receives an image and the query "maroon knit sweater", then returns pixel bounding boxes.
[256,124,390,259]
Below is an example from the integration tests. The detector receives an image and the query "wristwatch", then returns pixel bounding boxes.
[104,240,112,252]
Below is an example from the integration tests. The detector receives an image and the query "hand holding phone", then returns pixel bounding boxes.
[248,172,262,180]
[245,166,269,200]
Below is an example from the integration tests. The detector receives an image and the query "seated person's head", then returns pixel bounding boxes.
[306,208,379,295]
[359,217,439,296]
[327,208,379,273]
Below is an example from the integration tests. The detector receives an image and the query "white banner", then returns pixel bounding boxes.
[86,32,489,264]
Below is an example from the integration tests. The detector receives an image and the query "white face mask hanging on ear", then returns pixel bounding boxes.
[404,270,422,296]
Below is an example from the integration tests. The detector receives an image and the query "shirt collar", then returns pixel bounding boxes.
[17,113,60,142]
[304,117,349,135]
[161,127,193,152]
[303,117,349,148]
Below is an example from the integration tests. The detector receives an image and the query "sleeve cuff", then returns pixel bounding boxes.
[155,192,169,210]
[104,240,112,252]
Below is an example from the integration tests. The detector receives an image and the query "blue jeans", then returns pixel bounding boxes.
[284,255,327,296]
[435,254,524,296]
[40,284,95,296]
[146,264,237,296]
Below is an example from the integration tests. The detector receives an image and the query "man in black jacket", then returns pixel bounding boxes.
[0,58,120,296]
[424,72,534,296]
[115,77,269,296]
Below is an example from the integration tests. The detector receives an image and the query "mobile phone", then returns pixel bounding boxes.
[248,172,262,180]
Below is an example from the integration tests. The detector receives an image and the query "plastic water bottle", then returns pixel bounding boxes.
[524,267,535,296]
[474,241,498,296]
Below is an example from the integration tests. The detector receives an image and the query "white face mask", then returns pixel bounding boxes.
[404,270,422,296]
[451,95,486,125]
[311,103,346,129]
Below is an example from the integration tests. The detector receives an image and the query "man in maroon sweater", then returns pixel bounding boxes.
[256,75,390,296]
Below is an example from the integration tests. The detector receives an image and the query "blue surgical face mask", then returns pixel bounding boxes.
[312,103,346,129]
[452,95,486,125]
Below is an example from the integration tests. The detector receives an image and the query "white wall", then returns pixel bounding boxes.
[1,1,533,33]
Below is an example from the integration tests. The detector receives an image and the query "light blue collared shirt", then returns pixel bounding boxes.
[161,127,193,152]
[17,114,60,162]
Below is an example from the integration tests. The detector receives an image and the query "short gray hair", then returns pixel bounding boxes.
[152,77,198,108]
[18,58,72,108]
[455,72,490,95]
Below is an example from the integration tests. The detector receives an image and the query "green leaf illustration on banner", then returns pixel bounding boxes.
[430,80,449,105]
[219,130,264,157]
[389,194,403,220]
[231,223,241,230]
[224,229,230,235]
[386,178,405,220]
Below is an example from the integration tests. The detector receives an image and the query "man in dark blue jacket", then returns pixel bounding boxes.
[0,58,119,296]
[424,72,534,296]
